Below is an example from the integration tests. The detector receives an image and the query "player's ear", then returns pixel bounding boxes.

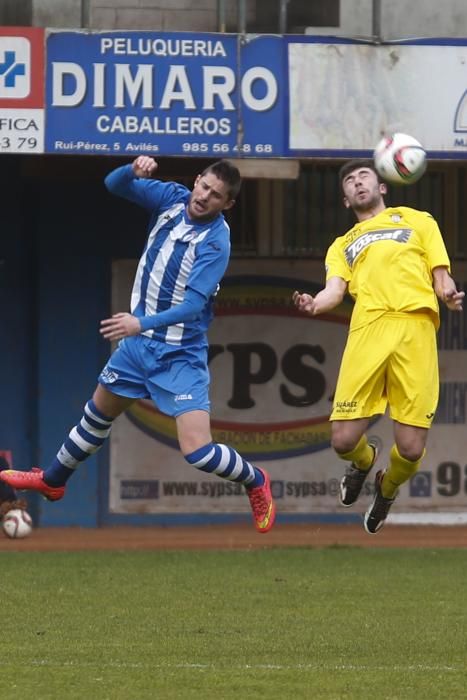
[223,199,236,212]
[343,196,350,209]
[379,182,387,196]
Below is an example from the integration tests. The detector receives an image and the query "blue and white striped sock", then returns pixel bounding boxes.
[44,399,114,486]
[184,443,264,488]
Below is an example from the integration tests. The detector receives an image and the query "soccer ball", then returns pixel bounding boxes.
[2,509,33,539]
[374,132,427,185]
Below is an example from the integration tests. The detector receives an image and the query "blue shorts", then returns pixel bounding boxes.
[98,335,210,417]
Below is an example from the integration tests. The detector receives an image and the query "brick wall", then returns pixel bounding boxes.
[1,0,246,32]
[91,0,219,32]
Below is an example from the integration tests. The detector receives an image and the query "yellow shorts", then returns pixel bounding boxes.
[331,313,438,428]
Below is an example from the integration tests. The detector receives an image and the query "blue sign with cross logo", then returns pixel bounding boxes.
[0,50,26,88]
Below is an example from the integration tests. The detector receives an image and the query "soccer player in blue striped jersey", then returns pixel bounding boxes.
[0,156,276,534]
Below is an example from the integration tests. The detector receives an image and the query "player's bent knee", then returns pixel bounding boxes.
[398,446,425,465]
[330,422,367,454]
[331,434,359,454]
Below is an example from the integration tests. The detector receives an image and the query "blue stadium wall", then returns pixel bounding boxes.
[0,154,150,526]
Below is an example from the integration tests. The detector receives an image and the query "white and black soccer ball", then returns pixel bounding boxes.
[374,132,427,185]
[2,509,33,539]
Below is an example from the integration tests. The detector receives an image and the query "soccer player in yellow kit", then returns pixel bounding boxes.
[293,160,464,534]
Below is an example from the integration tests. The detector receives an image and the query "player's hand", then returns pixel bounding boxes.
[132,156,158,179]
[100,313,142,340]
[292,290,316,314]
[444,289,465,312]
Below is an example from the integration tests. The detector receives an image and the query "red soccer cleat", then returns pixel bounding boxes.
[0,468,65,502]
[246,468,276,534]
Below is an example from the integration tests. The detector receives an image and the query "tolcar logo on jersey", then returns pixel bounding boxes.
[126,275,353,459]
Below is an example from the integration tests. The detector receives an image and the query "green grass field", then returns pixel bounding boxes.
[0,547,465,699]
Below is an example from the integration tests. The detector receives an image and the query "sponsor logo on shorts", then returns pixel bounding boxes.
[334,400,358,415]
[100,366,119,383]
[175,393,193,401]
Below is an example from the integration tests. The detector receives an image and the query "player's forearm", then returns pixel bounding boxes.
[139,289,205,331]
[311,287,345,315]
[432,266,454,299]
[432,266,464,310]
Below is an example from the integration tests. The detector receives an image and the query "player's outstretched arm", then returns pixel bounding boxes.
[100,290,206,341]
[293,276,347,316]
[432,267,464,312]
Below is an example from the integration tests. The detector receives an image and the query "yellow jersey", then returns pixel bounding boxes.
[325,206,451,331]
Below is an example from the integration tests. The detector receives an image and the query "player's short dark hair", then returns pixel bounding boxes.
[202,160,242,200]
[339,159,383,188]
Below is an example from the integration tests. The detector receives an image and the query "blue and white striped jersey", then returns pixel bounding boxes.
[105,164,231,347]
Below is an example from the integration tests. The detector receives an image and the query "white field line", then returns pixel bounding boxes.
[0,660,461,672]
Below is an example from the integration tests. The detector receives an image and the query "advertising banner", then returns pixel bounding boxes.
[45,31,285,158]
[287,38,467,157]
[108,260,467,518]
[0,27,45,153]
[1,28,467,159]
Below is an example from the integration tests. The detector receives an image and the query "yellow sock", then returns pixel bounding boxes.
[381,444,425,499]
[338,435,375,472]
